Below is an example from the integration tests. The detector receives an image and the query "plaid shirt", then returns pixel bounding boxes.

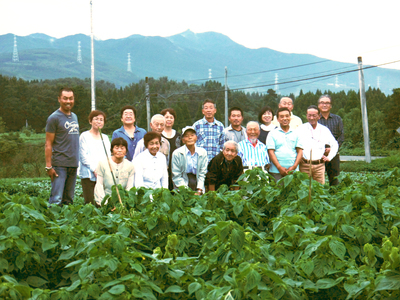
[193,117,225,162]
[318,113,344,147]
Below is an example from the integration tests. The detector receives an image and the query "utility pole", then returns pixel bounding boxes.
[357,57,371,163]
[224,67,228,127]
[146,77,150,131]
[90,0,96,111]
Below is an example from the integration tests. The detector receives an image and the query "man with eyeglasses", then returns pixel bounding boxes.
[317,95,344,186]
[298,105,338,184]
[272,97,303,129]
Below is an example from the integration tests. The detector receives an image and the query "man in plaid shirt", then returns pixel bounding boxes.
[193,99,225,162]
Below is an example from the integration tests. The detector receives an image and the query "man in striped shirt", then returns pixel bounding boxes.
[193,99,225,162]
[238,121,269,171]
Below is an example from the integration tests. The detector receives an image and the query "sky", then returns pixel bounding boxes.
[1,0,400,70]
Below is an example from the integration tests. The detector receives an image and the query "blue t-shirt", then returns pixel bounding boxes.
[46,109,79,167]
[266,126,303,173]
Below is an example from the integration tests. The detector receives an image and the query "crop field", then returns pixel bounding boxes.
[1,170,400,299]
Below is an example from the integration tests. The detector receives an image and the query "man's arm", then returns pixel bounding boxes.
[45,132,58,181]
[268,149,287,176]
[337,117,344,148]
[288,148,303,172]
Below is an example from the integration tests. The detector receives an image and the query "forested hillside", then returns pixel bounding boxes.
[1,75,400,151]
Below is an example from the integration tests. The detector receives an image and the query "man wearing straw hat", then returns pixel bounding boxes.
[297,105,338,184]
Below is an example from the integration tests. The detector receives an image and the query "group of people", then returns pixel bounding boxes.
[45,87,343,207]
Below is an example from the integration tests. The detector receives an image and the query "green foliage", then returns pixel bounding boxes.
[1,169,400,298]
[341,155,400,172]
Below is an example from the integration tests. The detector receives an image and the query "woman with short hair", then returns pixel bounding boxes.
[258,106,276,144]
[161,108,181,190]
[78,110,111,205]
[94,137,134,206]
[134,132,168,189]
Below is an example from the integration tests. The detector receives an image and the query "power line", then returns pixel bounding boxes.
[185,59,331,83]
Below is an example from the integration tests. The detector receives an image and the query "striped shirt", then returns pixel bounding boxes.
[193,117,225,162]
[318,113,344,147]
[238,139,269,167]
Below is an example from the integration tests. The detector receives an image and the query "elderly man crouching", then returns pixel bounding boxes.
[206,141,243,191]
[238,121,270,172]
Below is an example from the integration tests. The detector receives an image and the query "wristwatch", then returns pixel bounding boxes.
[45,166,53,171]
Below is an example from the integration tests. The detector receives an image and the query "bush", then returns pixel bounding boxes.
[341,155,400,172]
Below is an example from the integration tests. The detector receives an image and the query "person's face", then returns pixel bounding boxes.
[121,109,136,126]
[246,123,260,140]
[112,145,127,159]
[182,131,197,146]
[318,97,332,113]
[223,143,238,161]
[58,91,74,113]
[261,110,273,125]
[277,110,291,127]
[150,117,165,134]
[306,108,320,126]
[278,98,293,112]
[148,138,160,156]
[90,114,105,131]
[202,103,217,120]
[164,112,175,128]
[228,110,243,127]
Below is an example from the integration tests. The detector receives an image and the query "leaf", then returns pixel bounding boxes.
[374,275,400,291]
[65,259,84,268]
[118,225,130,237]
[26,276,48,287]
[193,263,208,276]
[233,202,244,217]
[341,225,356,238]
[231,228,245,251]
[108,284,125,295]
[188,282,201,295]
[316,277,344,289]
[41,237,58,252]
[283,174,293,188]
[286,225,296,238]
[344,281,370,299]
[165,285,184,293]
[366,195,377,210]
[66,280,81,292]
[329,239,346,260]
[245,269,261,293]
[301,260,314,277]
[147,217,158,230]
[191,207,203,216]
[0,258,8,271]
[58,248,76,260]
[7,226,22,236]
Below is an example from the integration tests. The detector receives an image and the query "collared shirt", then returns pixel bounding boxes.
[238,139,269,167]
[224,125,247,143]
[266,126,303,173]
[112,125,147,161]
[134,150,168,189]
[318,113,344,147]
[297,123,338,161]
[132,136,170,164]
[186,149,198,174]
[193,117,225,162]
[272,112,303,129]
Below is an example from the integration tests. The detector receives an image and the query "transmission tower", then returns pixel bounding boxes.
[274,73,279,94]
[12,35,19,62]
[77,41,82,63]
[127,53,132,72]
[208,69,212,79]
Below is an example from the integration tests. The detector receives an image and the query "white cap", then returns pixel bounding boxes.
[182,126,196,136]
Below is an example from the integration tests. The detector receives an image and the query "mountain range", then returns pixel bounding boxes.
[0,30,399,95]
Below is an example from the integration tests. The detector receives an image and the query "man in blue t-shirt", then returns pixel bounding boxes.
[45,87,79,206]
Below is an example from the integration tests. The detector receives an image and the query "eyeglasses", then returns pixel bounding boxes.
[319,101,331,106]
[307,114,319,118]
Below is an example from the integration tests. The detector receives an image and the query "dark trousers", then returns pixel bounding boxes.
[326,154,340,186]
[81,178,96,205]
